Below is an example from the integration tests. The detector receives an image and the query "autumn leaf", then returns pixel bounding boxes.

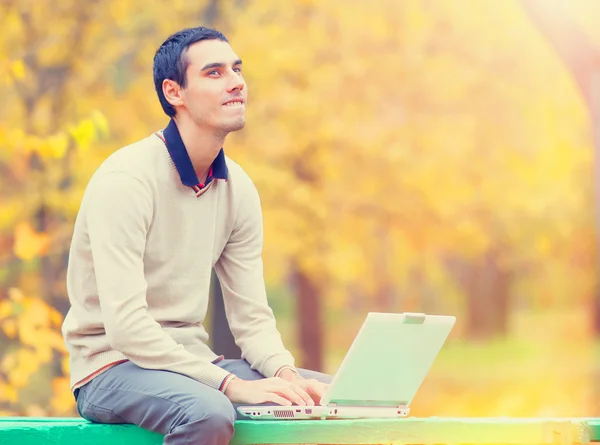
[35,328,67,355]
[17,316,38,346]
[0,353,17,373]
[0,300,12,320]
[8,367,29,389]
[61,356,70,375]
[69,119,96,153]
[91,110,110,139]
[34,343,53,363]
[0,379,18,403]
[8,287,24,303]
[51,377,75,414]
[9,60,26,80]
[23,297,52,327]
[13,222,51,261]
[2,319,17,339]
[49,307,63,327]
[38,132,69,159]
[7,349,41,389]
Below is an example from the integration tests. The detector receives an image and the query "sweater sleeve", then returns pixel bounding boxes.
[86,171,232,390]
[214,180,296,377]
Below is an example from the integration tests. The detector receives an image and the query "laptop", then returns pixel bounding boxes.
[237,311,455,420]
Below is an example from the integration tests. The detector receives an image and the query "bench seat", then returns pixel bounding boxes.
[0,417,596,445]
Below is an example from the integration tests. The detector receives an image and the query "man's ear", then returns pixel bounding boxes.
[163,79,184,108]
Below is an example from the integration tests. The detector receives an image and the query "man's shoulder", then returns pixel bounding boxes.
[87,133,173,188]
[97,133,165,175]
[223,156,255,190]
[82,133,170,200]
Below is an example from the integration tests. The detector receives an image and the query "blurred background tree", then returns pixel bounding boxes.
[520,0,600,331]
[1,0,599,417]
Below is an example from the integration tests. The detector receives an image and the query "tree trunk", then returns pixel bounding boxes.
[520,0,600,333]
[291,263,323,371]
[465,251,510,339]
[375,226,394,311]
[202,0,220,24]
[446,250,511,340]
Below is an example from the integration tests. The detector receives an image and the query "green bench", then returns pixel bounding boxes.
[0,417,597,445]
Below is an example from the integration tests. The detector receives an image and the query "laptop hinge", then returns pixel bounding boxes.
[328,400,408,407]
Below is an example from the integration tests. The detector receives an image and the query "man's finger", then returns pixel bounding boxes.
[290,383,314,406]
[274,387,306,406]
[305,381,328,403]
[267,393,292,406]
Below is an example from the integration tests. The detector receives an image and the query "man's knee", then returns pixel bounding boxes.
[200,397,236,430]
[176,393,236,442]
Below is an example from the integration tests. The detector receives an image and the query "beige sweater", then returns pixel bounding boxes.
[62,125,295,391]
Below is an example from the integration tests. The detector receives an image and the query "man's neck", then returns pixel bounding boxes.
[173,116,225,182]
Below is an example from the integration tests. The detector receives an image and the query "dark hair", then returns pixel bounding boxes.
[153,27,229,117]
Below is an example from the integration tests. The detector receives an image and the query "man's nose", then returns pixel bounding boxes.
[227,73,244,92]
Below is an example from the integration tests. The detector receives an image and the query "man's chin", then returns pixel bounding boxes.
[223,119,246,133]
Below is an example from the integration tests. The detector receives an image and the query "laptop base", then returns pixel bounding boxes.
[237,405,410,420]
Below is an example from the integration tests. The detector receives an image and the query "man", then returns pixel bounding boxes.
[61,26,330,445]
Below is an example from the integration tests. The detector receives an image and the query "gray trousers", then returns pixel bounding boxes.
[75,359,332,445]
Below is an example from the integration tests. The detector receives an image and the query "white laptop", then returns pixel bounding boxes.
[237,311,455,420]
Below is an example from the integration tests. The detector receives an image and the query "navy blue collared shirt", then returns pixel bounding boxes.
[157,119,228,195]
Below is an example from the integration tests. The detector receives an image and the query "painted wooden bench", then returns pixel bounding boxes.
[0,417,596,445]
[587,420,600,443]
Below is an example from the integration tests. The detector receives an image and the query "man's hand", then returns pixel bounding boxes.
[278,369,330,405]
[224,376,315,406]
[287,376,329,405]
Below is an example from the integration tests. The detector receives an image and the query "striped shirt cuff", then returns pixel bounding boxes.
[260,352,297,378]
[274,365,299,379]
[219,373,237,393]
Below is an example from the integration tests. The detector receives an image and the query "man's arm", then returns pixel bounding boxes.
[214,180,297,378]
[215,177,331,406]
[86,171,232,390]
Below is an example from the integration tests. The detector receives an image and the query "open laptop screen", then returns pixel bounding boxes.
[321,312,456,407]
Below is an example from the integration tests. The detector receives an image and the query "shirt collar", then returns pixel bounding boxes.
[162,118,229,187]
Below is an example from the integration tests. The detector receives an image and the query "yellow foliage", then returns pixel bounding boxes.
[17,316,39,346]
[2,319,17,339]
[25,404,47,417]
[90,110,110,139]
[61,355,70,375]
[0,198,25,232]
[49,307,64,327]
[6,349,39,389]
[0,288,70,411]
[38,132,69,159]
[51,377,75,414]
[41,329,68,354]
[69,119,97,152]
[9,60,26,80]
[8,287,24,303]
[0,300,12,320]
[0,379,18,404]
[13,222,51,261]
[0,354,16,373]
[0,0,599,417]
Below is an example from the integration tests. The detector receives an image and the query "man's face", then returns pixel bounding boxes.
[178,39,247,135]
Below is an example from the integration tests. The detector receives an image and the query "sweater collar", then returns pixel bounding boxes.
[161,119,229,187]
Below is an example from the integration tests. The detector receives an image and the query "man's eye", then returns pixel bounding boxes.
[234,67,242,73]
[209,70,220,76]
